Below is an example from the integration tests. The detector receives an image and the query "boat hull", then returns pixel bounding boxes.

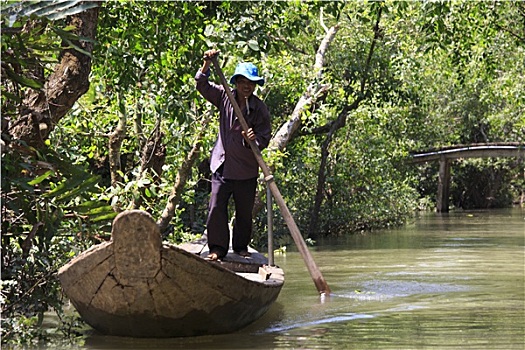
[58,210,284,337]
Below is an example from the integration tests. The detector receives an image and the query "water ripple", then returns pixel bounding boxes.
[261,313,375,333]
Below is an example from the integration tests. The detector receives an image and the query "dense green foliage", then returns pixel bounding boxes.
[1,0,523,345]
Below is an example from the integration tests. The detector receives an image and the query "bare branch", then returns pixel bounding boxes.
[320,7,329,33]
[268,24,339,153]
[360,7,382,94]
[157,110,212,234]
[108,97,127,189]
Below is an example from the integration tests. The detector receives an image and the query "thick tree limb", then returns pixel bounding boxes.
[269,25,339,153]
[10,4,100,148]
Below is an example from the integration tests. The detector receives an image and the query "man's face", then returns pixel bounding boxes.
[235,76,256,100]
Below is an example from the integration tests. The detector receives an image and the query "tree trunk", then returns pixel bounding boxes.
[10,6,100,149]
[307,8,382,238]
[307,105,352,238]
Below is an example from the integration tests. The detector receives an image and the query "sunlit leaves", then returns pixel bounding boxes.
[3,2,524,342]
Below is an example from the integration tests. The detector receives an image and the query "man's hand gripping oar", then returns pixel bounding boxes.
[207,51,331,296]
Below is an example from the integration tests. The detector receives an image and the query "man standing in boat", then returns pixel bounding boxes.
[195,49,272,261]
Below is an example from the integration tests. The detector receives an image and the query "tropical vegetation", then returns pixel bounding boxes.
[1,0,523,345]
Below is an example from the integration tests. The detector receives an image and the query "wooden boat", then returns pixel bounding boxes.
[57,210,284,338]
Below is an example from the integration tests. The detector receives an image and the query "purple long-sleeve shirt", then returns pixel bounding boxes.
[195,69,271,180]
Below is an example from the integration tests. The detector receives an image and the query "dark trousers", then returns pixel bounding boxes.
[206,170,257,257]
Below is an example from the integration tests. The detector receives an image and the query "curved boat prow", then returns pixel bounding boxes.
[58,210,284,337]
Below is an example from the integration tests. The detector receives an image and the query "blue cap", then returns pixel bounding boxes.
[229,62,265,86]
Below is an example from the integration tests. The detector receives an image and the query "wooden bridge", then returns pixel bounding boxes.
[410,142,524,212]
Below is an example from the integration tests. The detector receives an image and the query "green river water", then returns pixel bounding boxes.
[34,208,525,349]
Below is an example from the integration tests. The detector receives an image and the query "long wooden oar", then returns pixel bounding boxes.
[210,55,330,295]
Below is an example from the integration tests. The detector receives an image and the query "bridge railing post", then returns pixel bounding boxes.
[436,156,451,213]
